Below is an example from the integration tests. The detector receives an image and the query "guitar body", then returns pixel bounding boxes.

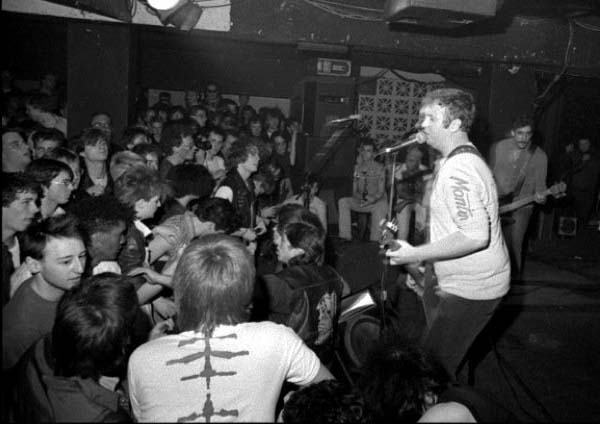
[379,219,425,296]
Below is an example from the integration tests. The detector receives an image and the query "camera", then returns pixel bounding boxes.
[195,136,212,151]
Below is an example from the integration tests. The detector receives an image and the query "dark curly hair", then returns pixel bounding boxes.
[356,343,449,422]
[282,380,371,424]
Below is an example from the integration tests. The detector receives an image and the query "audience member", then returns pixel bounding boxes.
[565,136,600,229]
[260,219,346,364]
[90,112,113,141]
[198,127,227,181]
[25,94,67,136]
[127,234,334,422]
[282,380,370,424]
[2,174,40,305]
[119,127,150,151]
[3,214,86,371]
[132,142,162,171]
[72,127,113,197]
[73,195,132,276]
[109,150,146,181]
[338,138,387,242]
[31,128,65,159]
[2,128,31,175]
[14,273,139,422]
[357,343,516,422]
[25,158,74,219]
[161,163,214,222]
[46,147,82,191]
[158,121,196,179]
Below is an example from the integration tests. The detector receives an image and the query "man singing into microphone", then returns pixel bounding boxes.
[385,88,510,381]
[337,138,387,242]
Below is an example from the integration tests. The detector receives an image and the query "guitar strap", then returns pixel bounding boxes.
[446,144,482,160]
[508,144,538,202]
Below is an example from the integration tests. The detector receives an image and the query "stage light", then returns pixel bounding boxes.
[147,0,180,10]
[150,0,203,31]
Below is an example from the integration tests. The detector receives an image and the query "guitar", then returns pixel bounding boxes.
[378,219,426,297]
[499,182,567,215]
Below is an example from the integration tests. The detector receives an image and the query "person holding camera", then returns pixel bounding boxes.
[195,127,227,182]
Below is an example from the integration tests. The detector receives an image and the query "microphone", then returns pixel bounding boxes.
[326,114,362,125]
[383,131,426,154]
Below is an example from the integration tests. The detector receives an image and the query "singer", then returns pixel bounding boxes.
[385,88,510,381]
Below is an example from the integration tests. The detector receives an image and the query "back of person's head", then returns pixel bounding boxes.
[108,150,146,181]
[21,213,82,261]
[25,158,73,188]
[72,127,110,154]
[114,165,165,208]
[166,163,214,200]
[52,272,139,380]
[421,88,476,132]
[159,121,194,155]
[194,197,241,234]
[511,114,534,131]
[2,172,40,207]
[279,221,325,266]
[282,380,371,424]
[277,204,324,233]
[46,146,79,165]
[173,234,255,336]
[357,343,449,422]
[119,127,149,150]
[251,170,276,195]
[72,195,133,243]
[225,138,258,170]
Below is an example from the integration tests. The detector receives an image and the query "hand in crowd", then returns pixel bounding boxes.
[149,318,176,341]
[152,297,177,320]
[534,192,547,204]
[128,266,172,288]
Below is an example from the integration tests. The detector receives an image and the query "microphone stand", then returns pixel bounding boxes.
[376,151,399,341]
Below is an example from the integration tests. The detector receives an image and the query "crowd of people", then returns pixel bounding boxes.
[2,69,596,422]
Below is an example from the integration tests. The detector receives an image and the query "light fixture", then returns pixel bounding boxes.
[147,0,180,10]
[147,0,203,31]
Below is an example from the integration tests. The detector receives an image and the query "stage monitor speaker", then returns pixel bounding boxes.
[558,216,577,237]
[290,76,357,199]
[385,0,497,28]
[44,0,132,22]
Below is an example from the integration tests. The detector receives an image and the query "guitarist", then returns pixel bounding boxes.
[385,89,510,382]
[489,115,548,276]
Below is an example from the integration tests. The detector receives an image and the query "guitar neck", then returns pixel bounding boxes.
[499,188,551,215]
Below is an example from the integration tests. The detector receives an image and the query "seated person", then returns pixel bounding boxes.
[338,139,387,242]
[357,343,516,423]
[259,218,346,364]
[3,214,86,371]
[393,145,430,241]
[127,234,334,422]
[13,273,140,422]
[281,380,370,424]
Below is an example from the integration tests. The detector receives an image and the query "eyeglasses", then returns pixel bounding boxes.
[51,180,74,188]
[206,88,218,93]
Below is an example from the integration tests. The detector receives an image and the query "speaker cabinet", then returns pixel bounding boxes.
[290,76,357,201]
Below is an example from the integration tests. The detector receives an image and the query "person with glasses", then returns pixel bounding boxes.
[25,158,74,219]
[203,82,221,113]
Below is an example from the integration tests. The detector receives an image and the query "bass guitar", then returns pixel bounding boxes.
[378,219,425,297]
[499,182,567,215]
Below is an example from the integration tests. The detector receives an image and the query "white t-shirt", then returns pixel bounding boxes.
[128,321,321,422]
[429,150,510,300]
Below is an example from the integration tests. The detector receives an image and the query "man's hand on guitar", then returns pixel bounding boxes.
[385,240,421,265]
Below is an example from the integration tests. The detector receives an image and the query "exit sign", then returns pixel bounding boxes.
[317,58,352,76]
